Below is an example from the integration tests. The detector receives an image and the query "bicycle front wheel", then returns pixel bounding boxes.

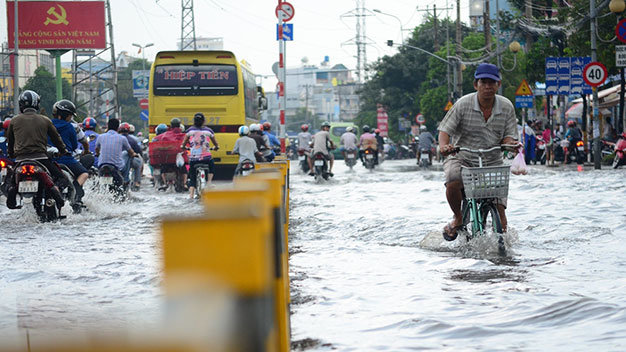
[480,202,506,255]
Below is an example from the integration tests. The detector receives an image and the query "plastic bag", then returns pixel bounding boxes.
[510,150,528,175]
[175,152,185,167]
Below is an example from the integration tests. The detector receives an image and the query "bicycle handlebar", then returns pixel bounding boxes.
[454,144,519,154]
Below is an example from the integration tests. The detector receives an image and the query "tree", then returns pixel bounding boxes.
[22,66,71,116]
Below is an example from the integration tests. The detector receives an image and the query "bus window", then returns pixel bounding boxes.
[153,64,238,96]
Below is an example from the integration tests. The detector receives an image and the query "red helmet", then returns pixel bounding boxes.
[118,122,131,133]
[2,118,11,130]
[375,128,381,134]
[82,117,97,130]
[262,122,271,131]
[567,120,576,127]
[301,124,309,132]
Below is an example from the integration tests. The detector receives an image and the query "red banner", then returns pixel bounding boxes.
[7,1,106,50]
[376,105,389,137]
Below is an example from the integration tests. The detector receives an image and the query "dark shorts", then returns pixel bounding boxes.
[188,158,215,188]
[63,160,88,178]
[443,157,508,208]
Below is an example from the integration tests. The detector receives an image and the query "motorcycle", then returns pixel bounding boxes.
[418,149,431,168]
[97,164,127,201]
[149,140,187,192]
[236,158,255,176]
[312,152,330,182]
[612,135,626,169]
[535,136,546,165]
[0,156,13,190]
[363,147,376,171]
[344,148,358,170]
[297,148,310,173]
[9,160,67,222]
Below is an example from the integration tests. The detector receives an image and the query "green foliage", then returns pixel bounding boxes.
[22,66,71,116]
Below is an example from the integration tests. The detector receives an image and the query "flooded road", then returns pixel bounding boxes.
[1,160,625,350]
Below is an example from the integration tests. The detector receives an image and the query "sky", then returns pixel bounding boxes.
[0,0,471,92]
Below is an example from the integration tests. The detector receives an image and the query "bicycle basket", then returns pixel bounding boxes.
[461,165,510,199]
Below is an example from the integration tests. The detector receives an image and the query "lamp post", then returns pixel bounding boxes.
[132,42,154,74]
[373,9,404,44]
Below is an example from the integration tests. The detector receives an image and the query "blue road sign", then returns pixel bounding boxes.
[276,23,293,41]
[132,70,149,98]
[515,95,533,108]
[140,110,149,121]
[617,19,626,43]
[569,57,588,95]
[557,57,570,95]
[545,57,558,95]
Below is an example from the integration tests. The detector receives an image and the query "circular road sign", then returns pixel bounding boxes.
[616,19,626,44]
[583,62,608,87]
[275,2,295,22]
[139,98,149,110]
[415,113,425,124]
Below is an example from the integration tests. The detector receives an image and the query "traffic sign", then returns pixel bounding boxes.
[275,2,295,22]
[515,79,533,96]
[444,101,453,111]
[139,98,149,110]
[583,61,607,87]
[557,57,570,95]
[140,110,149,121]
[515,96,533,108]
[617,45,626,67]
[415,113,425,124]
[616,19,626,44]
[276,23,293,41]
[570,57,591,95]
[132,70,149,98]
[545,57,558,95]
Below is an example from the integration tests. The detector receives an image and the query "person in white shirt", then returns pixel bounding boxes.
[339,126,358,159]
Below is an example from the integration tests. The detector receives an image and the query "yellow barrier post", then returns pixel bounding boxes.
[162,184,277,352]
[233,172,290,352]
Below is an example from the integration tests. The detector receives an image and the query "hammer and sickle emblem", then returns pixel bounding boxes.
[44,4,69,26]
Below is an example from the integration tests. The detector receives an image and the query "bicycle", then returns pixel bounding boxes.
[455,144,517,256]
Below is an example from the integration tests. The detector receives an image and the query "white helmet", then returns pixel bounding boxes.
[346,126,353,133]
[238,125,250,136]
[420,125,427,131]
[250,123,261,132]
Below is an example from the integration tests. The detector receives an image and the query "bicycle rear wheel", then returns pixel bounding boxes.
[480,202,506,255]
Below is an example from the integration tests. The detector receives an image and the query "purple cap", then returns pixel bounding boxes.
[474,63,501,81]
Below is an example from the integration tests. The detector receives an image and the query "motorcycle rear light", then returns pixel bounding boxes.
[21,165,37,175]
[297,150,304,155]
[0,160,5,168]
[149,125,156,133]
[576,141,584,147]
[315,154,324,159]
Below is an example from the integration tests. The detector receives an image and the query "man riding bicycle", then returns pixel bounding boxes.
[438,63,519,241]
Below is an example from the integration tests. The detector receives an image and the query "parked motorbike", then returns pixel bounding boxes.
[612,134,626,169]
[363,147,376,171]
[312,152,330,182]
[344,148,358,170]
[297,148,310,173]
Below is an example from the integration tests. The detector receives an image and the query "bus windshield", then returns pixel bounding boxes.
[152,64,238,96]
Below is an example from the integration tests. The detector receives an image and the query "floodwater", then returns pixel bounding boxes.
[0,159,625,351]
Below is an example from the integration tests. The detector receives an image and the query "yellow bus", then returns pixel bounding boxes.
[148,50,266,176]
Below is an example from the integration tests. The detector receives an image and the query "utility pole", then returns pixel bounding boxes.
[590,0,601,169]
[446,0,451,101]
[180,0,197,50]
[434,5,439,51]
[456,0,463,98]
[495,0,502,94]
[484,0,491,52]
[525,0,533,51]
[12,0,19,115]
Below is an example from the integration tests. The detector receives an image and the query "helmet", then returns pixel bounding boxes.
[52,99,77,119]
[346,126,353,133]
[180,124,185,132]
[249,123,261,132]
[238,125,250,136]
[193,112,205,126]
[262,121,271,131]
[83,117,97,130]
[301,124,309,132]
[374,128,380,134]
[170,117,181,128]
[129,124,136,134]
[2,118,11,130]
[567,120,576,127]
[19,90,40,112]
[321,121,331,128]
[118,122,131,133]
[137,132,143,137]
[362,125,370,133]
[420,125,427,131]
[156,123,168,135]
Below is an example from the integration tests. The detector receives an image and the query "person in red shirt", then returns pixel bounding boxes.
[159,118,186,142]
[150,118,188,190]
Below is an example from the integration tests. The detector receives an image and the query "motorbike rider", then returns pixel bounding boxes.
[151,123,169,142]
[118,122,143,190]
[310,121,335,176]
[563,120,583,164]
[82,117,99,153]
[249,123,271,162]
[6,90,69,210]
[95,118,137,188]
[153,118,188,190]
[358,125,377,164]
[232,125,261,176]
[49,99,90,211]
[374,129,385,164]
[417,125,436,164]
[0,117,11,156]
[262,121,280,154]
[340,126,358,159]
[297,123,313,154]
[180,112,219,199]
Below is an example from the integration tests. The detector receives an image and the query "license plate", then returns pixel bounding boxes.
[242,170,251,176]
[298,155,305,161]
[100,176,113,185]
[366,154,373,159]
[420,154,429,160]
[347,153,355,158]
[314,160,324,166]
[539,145,545,150]
[577,146,584,151]
[18,180,38,193]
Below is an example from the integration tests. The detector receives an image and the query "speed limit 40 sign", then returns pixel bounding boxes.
[583,61,607,87]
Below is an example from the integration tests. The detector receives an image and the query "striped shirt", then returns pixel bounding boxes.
[438,92,517,164]
[95,130,131,170]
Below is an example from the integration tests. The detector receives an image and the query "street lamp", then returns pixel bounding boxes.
[373,9,404,44]
[132,42,154,72]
